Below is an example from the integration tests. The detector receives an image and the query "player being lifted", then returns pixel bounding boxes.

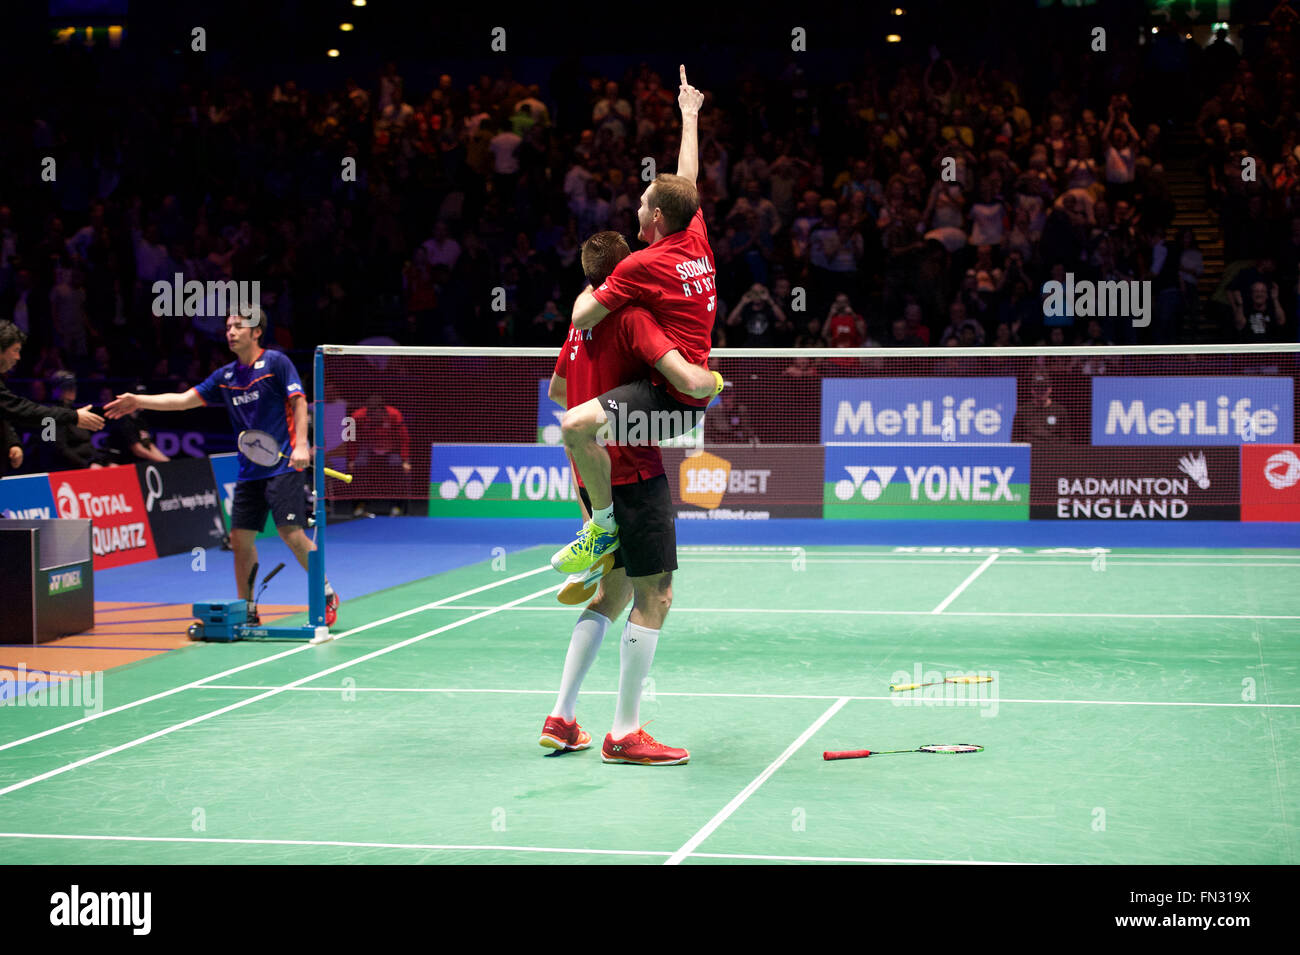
[105,310,340,628]
[551,65,720,575]
[541,230,718,765]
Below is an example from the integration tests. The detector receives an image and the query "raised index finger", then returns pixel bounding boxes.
[680,64,688,88]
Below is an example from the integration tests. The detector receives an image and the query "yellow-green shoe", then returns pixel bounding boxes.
[551,520,619,574]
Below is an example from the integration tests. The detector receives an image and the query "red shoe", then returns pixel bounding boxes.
[325,591,340,627]
[602,726,690,766]
[539,715,592,752]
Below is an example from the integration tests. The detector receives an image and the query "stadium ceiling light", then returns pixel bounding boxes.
[886,34,902,43]
[352,0,366,6]
[893,7,905,14]
[340,23,354,31]
[327,48,340,57]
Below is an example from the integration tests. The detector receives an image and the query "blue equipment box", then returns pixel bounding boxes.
[191,599,248,640]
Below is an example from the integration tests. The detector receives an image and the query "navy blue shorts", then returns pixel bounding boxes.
[232,471,308,531]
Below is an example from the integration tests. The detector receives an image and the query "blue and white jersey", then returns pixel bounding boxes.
[195,348,305,481]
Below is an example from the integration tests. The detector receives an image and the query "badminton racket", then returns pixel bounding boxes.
[823,744,983,761]
[237,429,352,482]
[890,675,994,692]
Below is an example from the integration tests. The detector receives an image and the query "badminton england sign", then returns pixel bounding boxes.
[428,444,578,517]
[1091,377,1294,446]
[1030,447,1240,520]
[821,378,1017,444]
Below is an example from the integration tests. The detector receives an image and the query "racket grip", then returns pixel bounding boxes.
[324,467,353,483]
[890,683,921,692]
[823,750,872,760]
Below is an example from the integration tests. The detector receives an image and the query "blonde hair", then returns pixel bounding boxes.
[647,173,699,234]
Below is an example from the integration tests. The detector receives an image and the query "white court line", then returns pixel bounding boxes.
[691,852,1039,865]
[932,553,999,614]
[682,549,1300,559]
[679,558,1300,568]
[664,696,851,866]
[0,581,561,800]
[0,831,1038,864]
[0,832,665,858]
[0,564,555,756]
[430,605,1300,620]
[199,685,1300,709]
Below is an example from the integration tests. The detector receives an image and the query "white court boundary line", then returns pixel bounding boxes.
[0,832,1035,864]
[664,697,851,866]
[429,605,1300,620]
[678,558,1300,568]
[677,549,1300,559]
[932,553,999,614]
[0,564,555,756]
[0,580,561,798]
[199,685,1300,709]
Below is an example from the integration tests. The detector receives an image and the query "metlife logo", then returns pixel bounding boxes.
[1091,377,1294,446]
[823,444,1031,520]
[821,378,1017,444]
[428,444,578,517]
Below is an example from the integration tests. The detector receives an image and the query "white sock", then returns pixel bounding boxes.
[551,609,611,721]
[611,621,659,738]
[592,504,616,533]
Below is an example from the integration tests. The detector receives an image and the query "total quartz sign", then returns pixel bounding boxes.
[51,466,158,569]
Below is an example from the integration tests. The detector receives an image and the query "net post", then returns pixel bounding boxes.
[308,346,326,627]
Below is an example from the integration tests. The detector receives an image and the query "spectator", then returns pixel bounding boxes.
[885,315,924,347]
[1229,281,1286,341]
[0,324,104,478]
[100,384,169,465]
[1014,370,1070,445]
[725,284,791,347]
[347,394,412,517]
[821,294,866,347]
[421,222,461,269]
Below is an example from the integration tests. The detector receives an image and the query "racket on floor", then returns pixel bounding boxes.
[237,429,353,482]
[824,744,983,761]
[890,675,993,692]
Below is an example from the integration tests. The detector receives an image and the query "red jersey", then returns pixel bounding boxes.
[554,304,675,486]
[589,207,715,407]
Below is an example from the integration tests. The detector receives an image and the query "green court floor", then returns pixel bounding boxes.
[1,545,1296,864]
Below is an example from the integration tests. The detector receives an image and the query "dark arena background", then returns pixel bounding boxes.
[0,0,1293,923]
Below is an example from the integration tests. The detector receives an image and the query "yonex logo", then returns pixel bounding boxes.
[836,465,1016,502]
[1264,450,1300,490]
[834,466,897,501]
[438,465,576,502]
[439,466,500,500]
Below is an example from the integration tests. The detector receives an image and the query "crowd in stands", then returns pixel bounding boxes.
[2,7,1299,466]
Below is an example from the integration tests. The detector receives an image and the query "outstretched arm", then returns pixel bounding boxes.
[104,388,204,418]
[676,64,704,186]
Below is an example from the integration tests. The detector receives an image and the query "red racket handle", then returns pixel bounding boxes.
[823,750,872,760]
